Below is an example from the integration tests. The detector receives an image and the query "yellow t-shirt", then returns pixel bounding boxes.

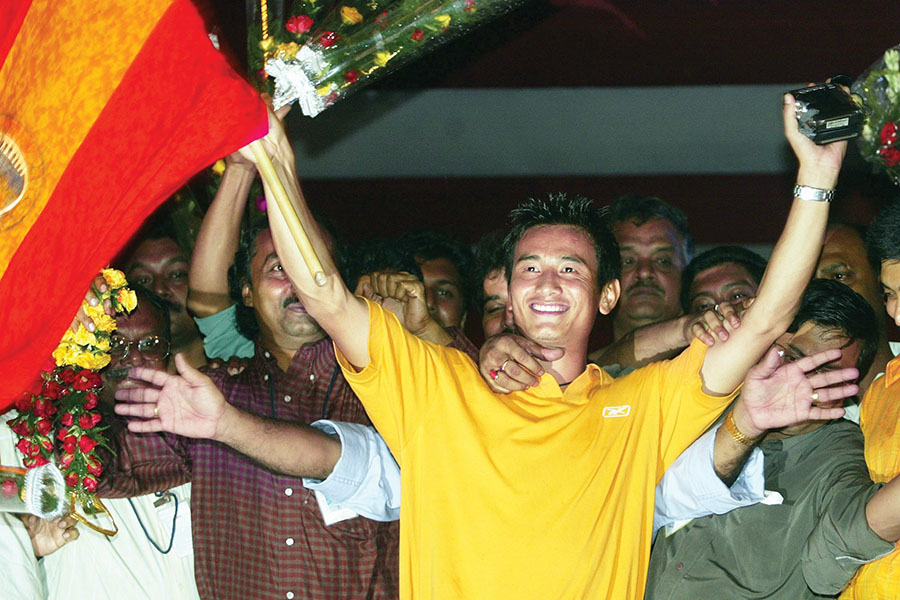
[840,356,900,600]
[338,301,736,599]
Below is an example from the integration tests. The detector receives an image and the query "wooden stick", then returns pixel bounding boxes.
[249,139,326,286]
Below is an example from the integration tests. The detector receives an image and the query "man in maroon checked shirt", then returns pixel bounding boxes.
[101,223,402,600]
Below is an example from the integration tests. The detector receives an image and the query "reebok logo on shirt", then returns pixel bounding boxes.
[602,405,631,418]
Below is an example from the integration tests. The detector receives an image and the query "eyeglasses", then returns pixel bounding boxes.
[109,335,170,361]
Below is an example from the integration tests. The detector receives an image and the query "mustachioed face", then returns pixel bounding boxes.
[124,237,194,343]
[613,217,687,330]
[242,229,325,352]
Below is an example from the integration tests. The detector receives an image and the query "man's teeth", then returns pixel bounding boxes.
[533,304,566,312]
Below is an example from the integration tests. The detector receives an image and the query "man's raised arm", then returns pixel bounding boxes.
[699,91,848,395]
[240,111,371,368]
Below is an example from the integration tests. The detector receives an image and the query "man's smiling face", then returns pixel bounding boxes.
[509,224,605,348]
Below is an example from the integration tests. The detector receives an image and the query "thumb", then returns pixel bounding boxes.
[523,340,565,362]
[174,353,205,385]
[753,346,783,379]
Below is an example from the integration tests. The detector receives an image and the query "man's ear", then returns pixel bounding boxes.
[241,283,254,307]
[598,279,620,315]
[459,311,467,330]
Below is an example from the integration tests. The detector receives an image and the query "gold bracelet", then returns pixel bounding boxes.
[723,410,761,447]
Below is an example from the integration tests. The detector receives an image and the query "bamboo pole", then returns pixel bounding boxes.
[249,140,326,286]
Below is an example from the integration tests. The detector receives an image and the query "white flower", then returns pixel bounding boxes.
[885,49,900,73]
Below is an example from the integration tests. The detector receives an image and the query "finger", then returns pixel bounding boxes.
[500,360,541,388]
[520,339,564,363]
[491,369,530,392]
[174,353,207,385]
[806,406,845,421]
[701,310,729,342]
[114,385,159,404]
[753,346,785,378]
[114,401,159,419]
[806,366,859,390]
[793,348,844,374]
[811,383,859,404]
[72,305,96,333]
[690,321,716,346]
[125,365,172,388]
[274,103,291,120]
[717,302,742,328]
[126,419,166,433]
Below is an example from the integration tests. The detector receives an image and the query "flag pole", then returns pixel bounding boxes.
[249,140,327,286]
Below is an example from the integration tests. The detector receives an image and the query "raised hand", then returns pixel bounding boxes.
[784,87,848,187]
[686,300,745,346]
[738,346,858,435]
[114,353,228,439]
[479,333,564,393]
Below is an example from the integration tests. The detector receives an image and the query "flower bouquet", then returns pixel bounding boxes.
[853,44,900,185]
[257,0,526,116]
[0,463,69,520]
[6,268,136,534]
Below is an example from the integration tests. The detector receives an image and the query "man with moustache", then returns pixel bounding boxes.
[104,222,401,600]
[609,196,693,341]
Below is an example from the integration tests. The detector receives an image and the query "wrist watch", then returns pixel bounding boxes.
[793,184,834,202]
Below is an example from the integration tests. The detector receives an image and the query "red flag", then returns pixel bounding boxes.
[0,0,267,409]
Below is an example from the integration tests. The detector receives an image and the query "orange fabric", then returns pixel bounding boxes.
[0,0,172,279]
[840,356,900,599]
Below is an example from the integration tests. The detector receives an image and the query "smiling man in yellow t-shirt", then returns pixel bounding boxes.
[234,96,854,599]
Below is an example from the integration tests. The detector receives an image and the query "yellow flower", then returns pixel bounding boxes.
[73,325,96,347]
[374,51,398,68]
[83,302,106,322]
[95,314,117,334]
[341,6,363,25]
[211,159,226,176]
[435,14,451,28]
[93,335,111,352]
[60,328,76,343]
[52,345,69,366]
[317,84,334,96]
[117,288,137,313]
[259,37,275,52]
[276,42,301,60]
[101,268,127,289]
[85,353,111,370]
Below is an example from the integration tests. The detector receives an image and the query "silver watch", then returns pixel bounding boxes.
[793,184,835,203]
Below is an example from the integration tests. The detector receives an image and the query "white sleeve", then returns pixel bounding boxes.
[653,423,765,535]
[303,420,401,524]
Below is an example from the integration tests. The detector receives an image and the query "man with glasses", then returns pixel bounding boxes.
[0,286,199,599]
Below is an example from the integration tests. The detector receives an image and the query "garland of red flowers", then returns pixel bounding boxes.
[853,45,900,185]
[7,269,136,522]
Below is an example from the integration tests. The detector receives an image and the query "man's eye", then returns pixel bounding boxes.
[655,258,672,267]
[133,274,152,286]
[693,301,713,313]
[272,264,283,272]
[436,289,454,298]
[730,292,747,301]
[169,270,188,283]
[562,266,576,273]
[621,257,634,268]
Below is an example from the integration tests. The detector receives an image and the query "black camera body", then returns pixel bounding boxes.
[791,82,864,145]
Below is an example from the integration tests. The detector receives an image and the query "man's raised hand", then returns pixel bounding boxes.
[114,353,229,440]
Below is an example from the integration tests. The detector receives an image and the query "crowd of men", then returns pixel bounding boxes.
[4,91,900,600]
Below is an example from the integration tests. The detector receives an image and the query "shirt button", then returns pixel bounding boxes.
[263,374,269,381]
[284,488,293,496]
[285,537,294,546]
[675,562,684,570]
[264,351,271,359]
[309,374,315,382]
[284,395,292,403]
[286,593,294,599]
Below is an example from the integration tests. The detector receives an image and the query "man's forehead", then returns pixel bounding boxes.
[127,237,187,267]
[613,217,682,249]
[116,307,165,339]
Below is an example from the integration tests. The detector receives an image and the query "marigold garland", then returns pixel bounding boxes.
[7,269,136,511]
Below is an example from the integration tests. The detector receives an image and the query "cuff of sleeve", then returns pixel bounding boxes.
[302,420,372,504]
[706,423,766,504]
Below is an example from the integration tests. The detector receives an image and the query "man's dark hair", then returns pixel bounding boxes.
[342,238,423,291]
[680,246,768,312]
[788,278,878,380]
[227,222,270,340]
[866,199,900,273]
[503,193,620,289]
[472,230,508,309]
[606,195,694,263]
[398,229,475,313]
